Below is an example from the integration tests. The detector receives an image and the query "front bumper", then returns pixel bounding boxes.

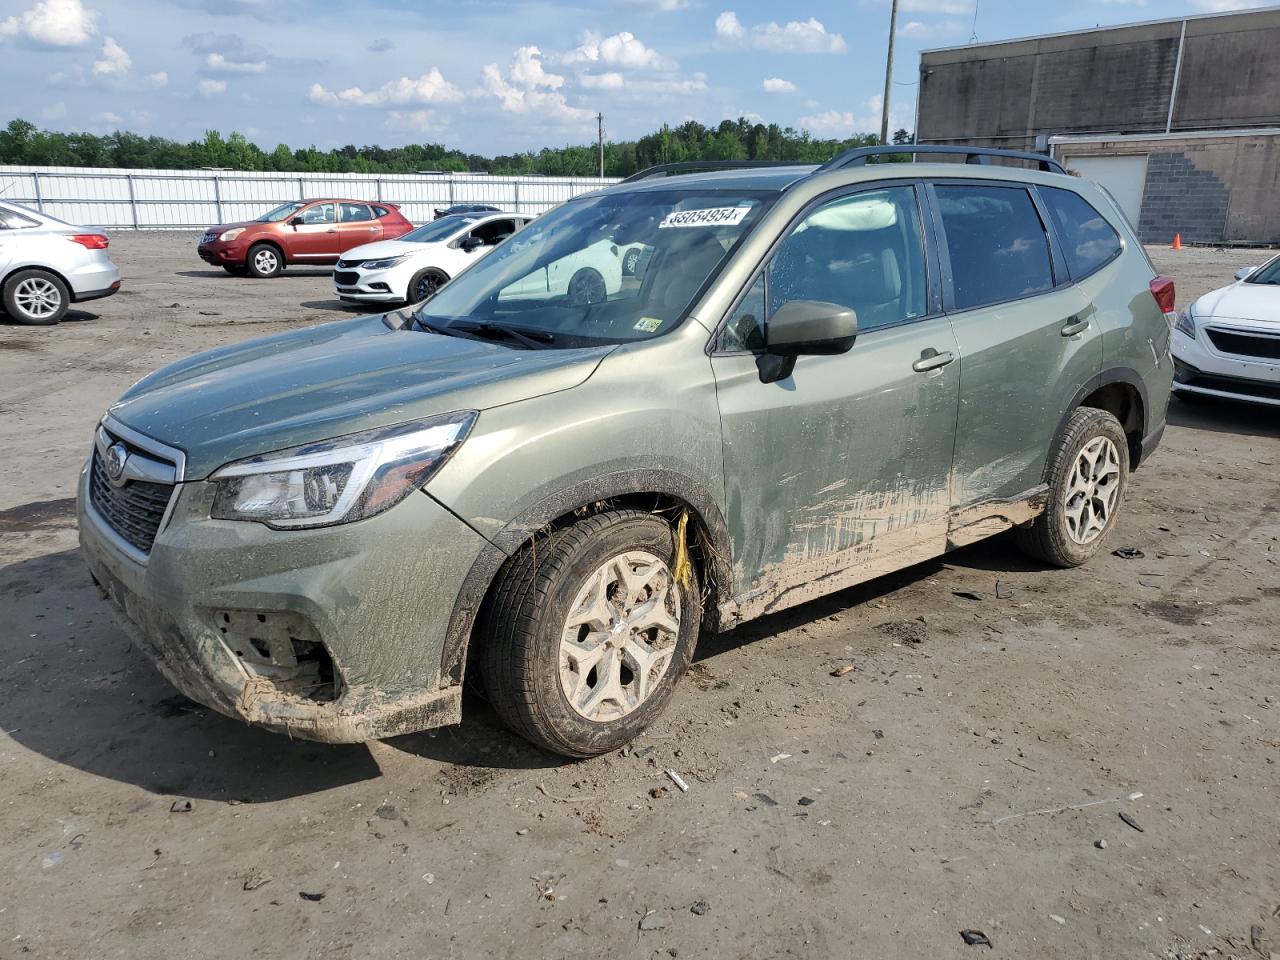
[198,241,248,265]
[1172,325,1280,406]
[333,263,412,303]
[77,457,489,742]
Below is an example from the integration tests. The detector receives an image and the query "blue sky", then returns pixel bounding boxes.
[0,0,1271,153]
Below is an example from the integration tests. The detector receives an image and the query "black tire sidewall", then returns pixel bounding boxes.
[1043,409,1130,566]
[508,515,699,757]
[246,243,282,278]
[3,269,69,325]
[407,268,445,303]
[568,268,605,305]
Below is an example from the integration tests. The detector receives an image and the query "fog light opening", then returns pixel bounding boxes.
[212,609,341,703]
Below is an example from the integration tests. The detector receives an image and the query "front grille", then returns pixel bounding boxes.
[336,258,363,269]
[89,448,174,554]
[200,232,217,244]
[333,270,360,286]
[1206,327,1280,361]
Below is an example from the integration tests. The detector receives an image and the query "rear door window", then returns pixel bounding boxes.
[934,184,1054,311]
[339,202,374,222]
[1040,186,1123,279]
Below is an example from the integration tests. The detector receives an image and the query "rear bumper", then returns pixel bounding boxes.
[66,258,121,299]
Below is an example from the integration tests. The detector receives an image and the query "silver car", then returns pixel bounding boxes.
[0,200,121,325]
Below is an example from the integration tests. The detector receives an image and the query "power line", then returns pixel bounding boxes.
[969,0,980,43]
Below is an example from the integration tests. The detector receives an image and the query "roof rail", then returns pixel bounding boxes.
[816,145,1067,175]
[620,160,815,184]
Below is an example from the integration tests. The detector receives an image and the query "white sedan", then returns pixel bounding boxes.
[333,213,531,305]
[1172,254,1280,406]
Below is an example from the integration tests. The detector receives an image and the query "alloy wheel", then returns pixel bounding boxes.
[1063,435,1122,545]
[558,550,681,722]
[253,249,278,274]
[14,277,62,320]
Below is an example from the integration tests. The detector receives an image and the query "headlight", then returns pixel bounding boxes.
[1174,303,1197,339]
[210,412,476,529]
[219,228,246,242]
[363,255,408,270]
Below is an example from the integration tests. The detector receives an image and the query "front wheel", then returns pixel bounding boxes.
[567,267,606,306]
[1015,406,1129,567]
[406,268,448,303]
[480,510,700,758]
[3,269,69,325]
[246,243,283,279]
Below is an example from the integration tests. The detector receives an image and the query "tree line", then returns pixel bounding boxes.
[0,117,914,177]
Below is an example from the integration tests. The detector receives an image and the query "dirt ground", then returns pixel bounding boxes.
[1,235,1278,960]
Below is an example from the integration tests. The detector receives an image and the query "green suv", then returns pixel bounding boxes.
[78,147,1175,757]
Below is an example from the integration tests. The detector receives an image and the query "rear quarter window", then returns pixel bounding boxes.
[372,206,391,218]
[1040,186,1123,280]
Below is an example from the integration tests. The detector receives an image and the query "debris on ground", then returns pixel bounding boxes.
[960,929,993,948]
[830,664,856,677]
[1113,546,1146,559]
[954,590,986,602]
[872,729,885,740]
[1049,914,1066,925]
[665,770,690,793]
[649,786,668,800]
[769,753,791,763]
[242,871,271,891]
[690,900,709,916]
[1095,839,1108,849]
[1119,811,1145,832]
[752,793,778,807]
[995,581,1014,600]
[298,891,325,902]
[169,799,194,813]
[798,796,815,806]
[877,617,929,645]
[375,804,399,820]
[639,910,671,931]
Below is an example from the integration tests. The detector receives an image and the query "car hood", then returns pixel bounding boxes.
[1194,282,1280,322]
[203,220,263,236]
[340,239,431,261]
[109,314,613,479]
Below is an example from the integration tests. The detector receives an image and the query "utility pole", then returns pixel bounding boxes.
[596,112,604,178]
[880,0,899,145]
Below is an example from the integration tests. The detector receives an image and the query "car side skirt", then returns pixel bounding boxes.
[720,484,1050,627]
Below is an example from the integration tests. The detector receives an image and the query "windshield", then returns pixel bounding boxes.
[256,201,307,223]
[416,189,775,346]
[1245,257,1280,285]
[402,215,477,244]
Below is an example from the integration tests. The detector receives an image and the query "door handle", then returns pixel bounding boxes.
[912,349,955,373]
[1061,316,1090,337]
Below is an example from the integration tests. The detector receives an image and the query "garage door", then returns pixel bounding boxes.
[1062,155,1149,228]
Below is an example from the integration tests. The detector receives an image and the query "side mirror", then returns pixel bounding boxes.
[1236,266,1257,281]
[289,216,304,227]
[460,236,484,252]
[758,300,858,384]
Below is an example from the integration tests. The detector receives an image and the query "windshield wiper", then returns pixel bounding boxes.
[453,321,556,349]
[413,315,489,343]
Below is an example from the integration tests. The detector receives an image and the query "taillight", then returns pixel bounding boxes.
[1149,276,1175,315]
[68,234,110,250]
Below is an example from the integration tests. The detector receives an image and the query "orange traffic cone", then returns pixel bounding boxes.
[1172,233,1182,250]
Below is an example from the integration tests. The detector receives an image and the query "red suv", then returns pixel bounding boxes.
[197,199,414,278]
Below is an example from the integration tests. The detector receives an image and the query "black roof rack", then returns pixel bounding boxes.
[620,160,815,184]
[815,144,1066,175]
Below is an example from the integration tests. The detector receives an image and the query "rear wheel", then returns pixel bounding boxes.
[1015,406,1129,567]
[567,268,606,306]
[246,243,283,279]
[406,268,448,303]
[480,510,700,757]
[3,269,69,325]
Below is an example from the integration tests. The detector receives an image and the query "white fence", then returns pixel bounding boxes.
[0,165,619,229]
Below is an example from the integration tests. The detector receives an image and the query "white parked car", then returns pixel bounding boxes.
[1172,254,1280,406]
[333,213,531,305]
[0,200,121,325]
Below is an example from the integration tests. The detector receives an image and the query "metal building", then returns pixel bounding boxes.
[915,6,1280,245]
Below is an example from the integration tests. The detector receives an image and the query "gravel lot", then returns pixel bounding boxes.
[1,234,1278,960]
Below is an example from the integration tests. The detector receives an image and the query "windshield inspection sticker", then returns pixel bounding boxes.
[659,206,751,229]
[634,316,663,333]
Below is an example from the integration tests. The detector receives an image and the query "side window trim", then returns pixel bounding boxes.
[1027,185,1070,287]
[710,178,940,356]
[926,178,1059,316]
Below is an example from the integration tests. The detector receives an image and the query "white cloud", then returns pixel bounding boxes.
[762,76,797,93]
[147,70,168,87]
[0,0,98,46]
[800,94,913,136]
[479,47,590,123]
[198,78,227,95]
[715,11,846,53]
[615,0,690,9]
[206,51,266,73]
[562,30,672,71]
[900,18,965,38]
[309,68,463,107]
[91,35,130,75]
[387,109,434,131]
[798,109,857,133]
[97,110,122,125]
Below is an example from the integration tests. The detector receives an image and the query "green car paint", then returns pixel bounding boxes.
[77,160,1173,744]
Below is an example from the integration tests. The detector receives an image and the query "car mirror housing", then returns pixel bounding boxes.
[459,236,485,252]
[1235,266,1258,281]
[289,216,304,227]
[757,300,858,384]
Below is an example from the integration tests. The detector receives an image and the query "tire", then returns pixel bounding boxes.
[1015,406,1130,567]
[2,269,70,325]
[246,243,284,279]
[406,268,448,304]
[222,264,248,276]
[480,510,701,758]
[567,267,606,306]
